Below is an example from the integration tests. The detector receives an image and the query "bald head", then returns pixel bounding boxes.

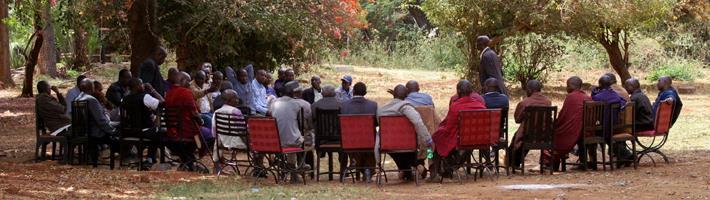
[566,76,583,93]
[237,69,248,84]
[604,73,618,84]
[282,80,299,97]
[476,35,490,51]
[179,72,191,87]
[456,80,473,97]
[598,74,612,89]
[311,75,321,90]
[79,79,95,94]
[405,80,420,93]
[625,77,641,94]
[194,70,206,84]
[483,78,499,93]
[322,85,336,97]
[392,84,408,100]
[525,80,542,96]
[657,76,672,91]
[222,89,239,107]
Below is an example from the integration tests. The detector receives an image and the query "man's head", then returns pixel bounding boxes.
[310,76,322,90]
[393,84,408,100]
[598,74,612,89]
[237,68,248,84]
[256,69,267,85]
[353,82,367,96]
[152,47,168,65]
[37,81,51,94]
[625,78,641,94]
[220,81,234,93]
[476,35,490,51]
[282,80,299,97]
[263,73,273,86]
[322,85,336,97]
[566,76,583,93]
[222,89,239,107]
[456,80,473,98]
[93,81,103,95]
[294,87,305,99]
[657,76,672,91]
[201,62,212,75]
[180,72,191,87]
[194,70,207,86]
[483,78,499,93]
[167,68,180,84]
[405,80,420,93]
[285,69,295,82]
[118,69,132,87]
[128,78,145,94]
[605,72,618,85]
[213,71,224,85]
[525,80,543,97]
[79,79,95,94]
[277,68,287,80]
[341,75,353,91]
[76,75,87,87]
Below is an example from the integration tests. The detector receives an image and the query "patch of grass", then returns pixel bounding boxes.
[156,179,374,200]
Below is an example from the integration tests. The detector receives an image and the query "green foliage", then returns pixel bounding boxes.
[502,33,565,88]
[557,36,608,69]
[646,58,703,81]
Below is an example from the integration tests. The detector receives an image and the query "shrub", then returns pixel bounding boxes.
[646,58,703,81]
[501,33,565,88]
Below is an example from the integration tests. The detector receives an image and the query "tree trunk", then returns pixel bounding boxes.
[38,1,58,78]
[71,24,89,70]
[465,36,481,91]
[0,0,14,88]
[129,0,160,77]
[20,30,43,97]
[598,31,632,82]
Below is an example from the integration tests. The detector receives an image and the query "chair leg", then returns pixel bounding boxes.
[41,143,48,161]
[315,151,321,182]
[609,142,615,171]
[632,141,638,169]
[521,149,526,176]
[601,144,606,171]
[328,152,334,181]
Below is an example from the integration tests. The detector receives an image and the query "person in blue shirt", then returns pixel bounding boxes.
[404,80,434,106]
[481,78,509,109]
[653,76,683,126]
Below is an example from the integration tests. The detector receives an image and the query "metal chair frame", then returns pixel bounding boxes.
[213,112,252,176]
[338,114,379,183]
[635,101,674,166]
[247,117,313,185]
[376,115,420,186]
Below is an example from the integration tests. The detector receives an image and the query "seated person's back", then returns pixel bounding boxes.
[36,81,71,133]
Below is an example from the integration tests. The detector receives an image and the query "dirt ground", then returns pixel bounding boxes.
[1,65,709,199]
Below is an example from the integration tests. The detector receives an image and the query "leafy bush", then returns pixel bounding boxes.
[646,58,703,81]
[501,33,565,88]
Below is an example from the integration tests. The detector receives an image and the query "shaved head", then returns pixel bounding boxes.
[604,72,618,84]
[456,80,473,97]
[476,35,490,51]
[393,84,408,100]
[405,80,420,93]
[525,80,542,96]
[625,77,641,94]
[79,79,95,94]
[598,74,612,89]
[566,76,583,93]
[222,89,239,107]
[483,78,499,93]
[657,76,672,91]
[322,85,336,97]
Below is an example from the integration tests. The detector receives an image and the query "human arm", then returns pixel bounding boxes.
[51,86,68,113]
[88,98,116,134]
[245,64,255,81]
[514,101,526,124]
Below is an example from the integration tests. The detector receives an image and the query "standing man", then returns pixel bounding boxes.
[139,47,168,96]
[477,36,507,95]
[336,75,354,103]
[106,69,132,109]
[303,76,322,104]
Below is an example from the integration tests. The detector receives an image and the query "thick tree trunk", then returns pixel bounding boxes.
[465,36,481,91]
[129,0,160,77]
[20,30,43,97]
[598,30,632,82]
[0,0,14,88]
[71,24,89,70]
[38,2,58,78]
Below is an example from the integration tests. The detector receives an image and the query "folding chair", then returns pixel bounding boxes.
[338,114,377,183]
[248,117,313,185]
[567,101,607,171]
[313,108,344,181]
[163,106,210,173]
[445,109,501,183]
[635,101,673,166]
[609,102,637,170]
[516,106,556,175]
[213,112,251,176]
[35,111,67,162]
[377,115,420,186]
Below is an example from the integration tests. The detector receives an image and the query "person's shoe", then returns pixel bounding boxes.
[364,169,372,183]
[252,169,268,178]
[290,173,303,184]
[426,175,442,183]
[300,164,312,171]
[417,165,428,180]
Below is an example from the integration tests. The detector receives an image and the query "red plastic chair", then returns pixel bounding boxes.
[635,101,674,165]
[448,109,501,182]
[247,117,312,184]
[338,114,377,183]
[377,115,419,186]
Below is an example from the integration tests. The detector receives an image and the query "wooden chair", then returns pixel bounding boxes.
[517,106,556,175]
[34,111,67,162]
[118,107,161,171]
[568,101,607,171]
[494,107,509,175]
[377,115,420,186]
[247,117,313,185]
[68,100,116,169]
[313,108,344,181]
[635,101,674,166]
[213,112,251,176]
[609,102,637,170]
[448,109,501,182]
[338,114,378,183]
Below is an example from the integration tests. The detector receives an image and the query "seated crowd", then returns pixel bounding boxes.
[35,47,684,183]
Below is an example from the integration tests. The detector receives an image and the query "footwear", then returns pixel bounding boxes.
[417,165,427,179]
[290,173,303,183]
[398,172,413,181]
[252,169,268,178]
[364,169,372,183]
[426,175,442,183]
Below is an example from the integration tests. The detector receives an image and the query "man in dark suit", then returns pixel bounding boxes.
[139,47,168,96]
[303,76,322,104]
[477,36,507,95]
[340,82,378,181]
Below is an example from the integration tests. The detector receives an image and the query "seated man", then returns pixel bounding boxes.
[211,89,247,169]
[36,81,71,134]
[340,82,378,181]
[65,75,87,114]
[191,70,218,127]
[336,75,354,103]
[263,73,277,97]
[653,76,683,126]
[165,72,206,172]
[106,69,132,109]
[270,81,313,182]
[74,79,118,163]
[121,78,164,166]
[593,74,629,165]
[378,85,432,181]
[510,80,552,169]
[303,76,323,104]
[430,80,486,181]
[542,76,591,169]
[625,78,654,131]
[482,78,509,109]
[405,80,434,106]
[311,85,340,117]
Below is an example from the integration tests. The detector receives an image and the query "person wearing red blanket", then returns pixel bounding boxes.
[165,72,206,172]
[542,76,591,169]
[509,80,552,170]
[429,80,486,181]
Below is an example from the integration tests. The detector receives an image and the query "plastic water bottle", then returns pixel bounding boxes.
[427,148,433,159]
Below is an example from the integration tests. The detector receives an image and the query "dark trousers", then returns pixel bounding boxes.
[89,136,118,163]
[389,152,419,170]
[167,141,198,167]
[511,147,529,169]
